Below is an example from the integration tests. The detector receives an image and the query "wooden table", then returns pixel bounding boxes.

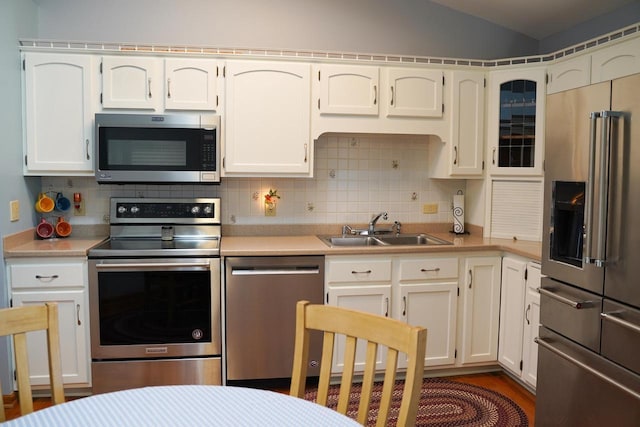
[4,385,360,426]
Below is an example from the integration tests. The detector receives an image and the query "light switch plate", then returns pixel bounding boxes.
[10,200,19,221]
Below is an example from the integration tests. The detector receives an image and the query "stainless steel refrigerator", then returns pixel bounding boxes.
[537,72,640,425]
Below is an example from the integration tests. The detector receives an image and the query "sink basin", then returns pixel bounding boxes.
[377,234,452,246]
[320,236,387,247]
[319,233,451,247]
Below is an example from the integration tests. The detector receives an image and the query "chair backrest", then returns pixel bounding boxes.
[0,302,65,421]
[290,300,427,427]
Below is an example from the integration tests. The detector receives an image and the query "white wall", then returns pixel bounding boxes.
[33,0,539,60]
[0,0,39,397]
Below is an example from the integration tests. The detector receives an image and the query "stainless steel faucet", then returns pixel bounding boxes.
[368,212,388,235]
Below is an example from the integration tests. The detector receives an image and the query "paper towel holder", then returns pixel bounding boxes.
[451,190,469,235]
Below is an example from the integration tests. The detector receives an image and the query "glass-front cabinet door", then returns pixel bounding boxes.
[488,68,545,175]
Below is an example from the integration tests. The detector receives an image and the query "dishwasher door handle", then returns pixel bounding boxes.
[231,267,320,276]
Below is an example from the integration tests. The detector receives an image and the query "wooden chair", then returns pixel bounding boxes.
[0,302,65,421]
[290,300,427,427]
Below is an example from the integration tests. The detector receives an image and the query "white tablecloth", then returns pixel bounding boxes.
[4,385,360,426]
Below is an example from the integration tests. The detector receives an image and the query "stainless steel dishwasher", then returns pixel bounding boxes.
[225,256,324,381]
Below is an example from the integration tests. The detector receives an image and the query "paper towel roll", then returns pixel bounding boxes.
[453,194,464,234]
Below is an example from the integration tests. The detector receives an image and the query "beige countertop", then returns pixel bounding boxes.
[221,233,542,261]
[3,227,107,258]
[3,227,541,262]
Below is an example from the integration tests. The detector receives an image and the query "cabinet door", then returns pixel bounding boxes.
[488,68,545,176]
[11,291,89,386]
[327,285,391,373]
[224,61,311,175]
[450,71,485,176]
[101,56,161,109]
[522,262,541,388]
[397,282,457,367]
[385,68,443,118]
[459,256,501,364]
[498,257,526,375]
[23,53,94,174]
[547,55,591,94]
[591,37,640,83]
[164,58,219,111]
[318,64,379,115]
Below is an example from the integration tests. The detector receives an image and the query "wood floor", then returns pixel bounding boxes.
[4,371,535,424]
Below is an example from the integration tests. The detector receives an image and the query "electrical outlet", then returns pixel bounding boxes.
[422,203,438,214]
[74,200,86,216]
[9,200,19,221]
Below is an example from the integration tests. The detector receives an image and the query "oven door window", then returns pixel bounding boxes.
[97,270,212,345]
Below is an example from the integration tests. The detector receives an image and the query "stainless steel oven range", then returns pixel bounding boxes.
[88,198,222,394]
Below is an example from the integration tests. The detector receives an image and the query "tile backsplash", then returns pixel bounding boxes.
[41,134,465,227]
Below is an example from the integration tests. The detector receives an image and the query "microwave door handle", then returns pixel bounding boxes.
[585,112,599,265]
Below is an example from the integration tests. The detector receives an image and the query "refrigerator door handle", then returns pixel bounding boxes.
[535,337,640,401]
[586,110,623,267]
[584,112,600,265]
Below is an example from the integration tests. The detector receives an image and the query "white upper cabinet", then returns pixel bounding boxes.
[223,60,312,176]
[101,56,220,111]
[487,67,546,176]
[23,52,96,175]
[591,36,640,83]
[164,58,219,111]
[384,68,443,118]
[546,54,592,94]
[101,56,161,110]
[318,64,379,115]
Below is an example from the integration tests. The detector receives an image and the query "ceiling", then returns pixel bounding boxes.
[430,0,638,40]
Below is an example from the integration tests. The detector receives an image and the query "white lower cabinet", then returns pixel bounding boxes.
[498,256,541,389]
[326,254,463,374]
[6,258,90,387]
[458,255,502,365]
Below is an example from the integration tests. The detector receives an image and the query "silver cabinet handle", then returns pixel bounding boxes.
[535,337,640,400]
[76,304,81,326]
[390,86,395,106]
[420,267,440,273]
[373,85,377,105]
[601,312,640,334]
[148,78,152,98]
[85,139,90,160]
[351,270,372,274]
[304,143,308,163]
[402,296,407,316]
[384,297,389,317]
[525,304,531,325]
[167,78,171,99]
[453,146,458,165]
[492,147,496,165]
[468,269,473,289]
[539,288,593,309]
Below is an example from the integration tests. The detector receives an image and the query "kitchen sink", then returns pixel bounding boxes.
[319,233,452,247]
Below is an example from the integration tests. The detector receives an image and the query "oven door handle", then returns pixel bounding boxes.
[95,262,211,271]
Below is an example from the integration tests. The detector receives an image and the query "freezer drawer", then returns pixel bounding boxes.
[539,277,602,352]
[601,299,640,376]
[225,256,324,381]
[535,327,640,427]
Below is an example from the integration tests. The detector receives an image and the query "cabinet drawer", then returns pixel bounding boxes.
[398,257,458,281]
[9,262,85,289]
[327,258,392,283]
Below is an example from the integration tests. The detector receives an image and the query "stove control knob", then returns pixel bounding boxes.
[130,206,140,215]
[117,206,127,214]
[191,206,201,215]
[204,205,213,215]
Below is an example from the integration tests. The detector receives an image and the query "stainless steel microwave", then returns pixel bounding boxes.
[95,113,221,184]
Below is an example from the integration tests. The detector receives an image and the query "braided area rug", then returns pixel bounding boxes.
[304,377,528,426]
